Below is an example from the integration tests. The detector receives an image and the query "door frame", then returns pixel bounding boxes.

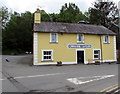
[76,49,85,64]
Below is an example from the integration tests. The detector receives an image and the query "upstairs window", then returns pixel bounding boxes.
[94,50,100,60]
[42,50,53,61]
[77,34,84,43]
[50,33,58,43]
[104,35,110,44]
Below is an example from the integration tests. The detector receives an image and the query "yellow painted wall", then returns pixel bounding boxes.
[36,32,115,64]
[102,36,114,60]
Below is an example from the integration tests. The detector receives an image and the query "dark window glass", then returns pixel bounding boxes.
[48,56,51,59]
[44,56,47,59]
[94,50,100,59]
[43,51,52,60]
[94,55,99,58]
[94,51,99,54]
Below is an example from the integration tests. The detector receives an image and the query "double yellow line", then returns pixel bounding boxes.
[100,84,119,93]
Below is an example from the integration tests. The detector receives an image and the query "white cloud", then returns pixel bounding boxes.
[3,0,119,13]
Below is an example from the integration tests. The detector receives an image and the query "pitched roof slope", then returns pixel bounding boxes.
[34,22,116,35]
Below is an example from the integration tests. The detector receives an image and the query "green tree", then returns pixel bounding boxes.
[59,3,88,23]
[41,10,59,22]
[2,11,33,54]
[41,10,51,21]
[0,6,10,29]
[88,1,118,27]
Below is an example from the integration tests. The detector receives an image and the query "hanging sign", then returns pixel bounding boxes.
[68,44,92,49]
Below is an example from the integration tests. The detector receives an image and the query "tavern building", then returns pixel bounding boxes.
[33,9,117,65]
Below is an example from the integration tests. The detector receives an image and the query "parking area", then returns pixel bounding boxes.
[1,55,119,93]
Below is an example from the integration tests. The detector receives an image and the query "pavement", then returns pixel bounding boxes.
[1,55,119,93]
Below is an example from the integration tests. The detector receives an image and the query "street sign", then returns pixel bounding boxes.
[68,44,92,49]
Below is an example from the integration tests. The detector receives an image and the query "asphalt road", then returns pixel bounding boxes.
[1,55,119,93]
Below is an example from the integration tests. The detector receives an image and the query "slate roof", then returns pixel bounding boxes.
[34,22,116,35]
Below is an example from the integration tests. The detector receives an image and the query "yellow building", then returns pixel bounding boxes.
[33,9,117,65]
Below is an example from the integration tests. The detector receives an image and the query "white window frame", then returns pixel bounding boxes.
[104,35,110,44]
[93,49,101,60]
[50,33,58,43]
[77,34,84,43]
[42,50,53,61]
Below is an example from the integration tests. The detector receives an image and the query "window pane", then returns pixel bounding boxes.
[94,55,99,58]
[94,50,100,59]
[78,35,81,41]
[44,51,47,55]
[78,34,83,42]
[49,51,51,55]
[94,51,99,54]
[44,56,47,59]
[51,33,56,42]
[105,36,108,43]
[48,56,51,59]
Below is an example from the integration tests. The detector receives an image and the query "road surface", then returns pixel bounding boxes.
[1,55,119,93]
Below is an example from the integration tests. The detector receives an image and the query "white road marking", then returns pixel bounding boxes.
[67,75,115,85]
[0,79,6,80]
[1,73,66,80]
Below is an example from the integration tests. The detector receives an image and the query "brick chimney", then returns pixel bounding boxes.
[34,8,41,23]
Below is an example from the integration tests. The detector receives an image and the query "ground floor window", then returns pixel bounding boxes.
[94,50,100,60]
[42,50,53,61]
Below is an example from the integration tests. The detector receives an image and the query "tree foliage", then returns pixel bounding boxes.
[59,3,88,23]
[2,11,33,54]
[40,3,89,23]
[0,6,10,29]
[88,1,118,27]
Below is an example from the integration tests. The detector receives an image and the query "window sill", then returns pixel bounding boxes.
[49,42,58,44]
[94,59,100,60]
[104,42,110,44]
[77,42,84,44]
[41,60,54,62]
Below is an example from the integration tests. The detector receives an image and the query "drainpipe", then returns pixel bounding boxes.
[100,35,103,63]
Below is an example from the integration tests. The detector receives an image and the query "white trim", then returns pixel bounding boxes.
[102,60,117,62]
[93,49,101,60]
[114,36,117,61]
[33,33,38,64]
[104,35,110,44]
[41,50,53,61]
[76,49,86,64]
[77,34,84,43]
[85,60,117,64]
[33,62,77,65]
[50,33,58,43]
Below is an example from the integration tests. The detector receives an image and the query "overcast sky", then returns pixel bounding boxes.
[0,0,119,13]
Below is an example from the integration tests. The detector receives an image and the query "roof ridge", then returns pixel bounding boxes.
[41,21,103,27]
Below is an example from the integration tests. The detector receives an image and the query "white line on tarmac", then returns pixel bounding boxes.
[0,73,66,80]
[67,75,115,85]
[0,79,6,80]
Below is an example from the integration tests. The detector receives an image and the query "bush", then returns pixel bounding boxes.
[2,49,25,55]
